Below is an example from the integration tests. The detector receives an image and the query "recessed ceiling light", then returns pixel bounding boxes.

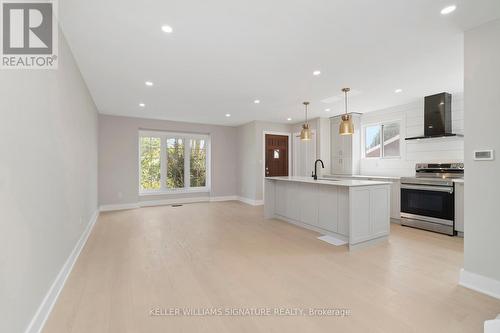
[440,5,457,15]
[325,108,331,112]
[254,99,260,104]
[287,117,292,121]
[145,81,154,86]
[225,113,231,117]
[161,25,173,33]
[313,70,321,76]
[394,88,403,93]
[139,103,145,108]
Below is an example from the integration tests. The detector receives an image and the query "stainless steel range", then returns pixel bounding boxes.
[400,163,464,235]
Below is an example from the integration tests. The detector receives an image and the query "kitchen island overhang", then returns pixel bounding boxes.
[264,176,392,250]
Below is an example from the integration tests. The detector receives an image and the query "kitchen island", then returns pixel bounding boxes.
[264,176,391,250]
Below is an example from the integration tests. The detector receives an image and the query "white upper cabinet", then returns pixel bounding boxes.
[330,114,362,175]
[293,130,317,177]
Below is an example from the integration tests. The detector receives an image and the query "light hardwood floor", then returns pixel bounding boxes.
[43,201,500,333]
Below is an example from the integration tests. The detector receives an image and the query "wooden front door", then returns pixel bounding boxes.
[265,134,289,177]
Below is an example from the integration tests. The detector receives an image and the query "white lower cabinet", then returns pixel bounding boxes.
[349,186,390,244]
[337,190,349,235]
[274,182,356,236]
[317,186,339,232]
[275,181,287,216]
[298,183,319,227]
[349,190,371,241]
[327,176,400,220]
[275,181,300,221]
[266,178,391,250]
[370,187,391,237]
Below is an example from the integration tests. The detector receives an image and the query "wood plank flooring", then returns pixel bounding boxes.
[43,201,500,333]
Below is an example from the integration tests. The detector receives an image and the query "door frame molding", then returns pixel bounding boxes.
[262,131,292,200]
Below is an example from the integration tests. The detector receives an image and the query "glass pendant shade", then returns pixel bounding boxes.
[339,114,354,135]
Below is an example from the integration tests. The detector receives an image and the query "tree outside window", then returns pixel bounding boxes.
[140,137,161,190]
[139,132,210,193]
[167,138,185,189]
[190,139,206,187]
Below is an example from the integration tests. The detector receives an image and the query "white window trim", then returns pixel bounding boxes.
[362,121,401,159]
[138,130,211,195]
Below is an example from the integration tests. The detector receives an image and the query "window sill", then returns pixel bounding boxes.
[139,187,210,196]
[362,156,401,160]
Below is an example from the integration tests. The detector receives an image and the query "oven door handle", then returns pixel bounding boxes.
[401,184,454,193]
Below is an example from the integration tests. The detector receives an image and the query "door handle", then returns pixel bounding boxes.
[401,184,454,193]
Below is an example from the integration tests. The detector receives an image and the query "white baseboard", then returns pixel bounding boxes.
[99,202,140,212]
[25,210,100,333]
[485,315,500,333]
[459,268,500,300]
[210,195,239,202]
[238,196,264,206]
[100,196,254,212]
[140,196,209,207]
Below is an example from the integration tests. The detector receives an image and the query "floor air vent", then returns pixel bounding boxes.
[171,204,183,207]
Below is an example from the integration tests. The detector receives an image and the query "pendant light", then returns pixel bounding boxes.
[339,88,354,136]
[300,102,312,141]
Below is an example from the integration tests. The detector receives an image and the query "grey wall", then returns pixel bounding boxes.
[463,19,500,282]
[98,115,238,205]
[0,31,98,333]
[236,122,257,200]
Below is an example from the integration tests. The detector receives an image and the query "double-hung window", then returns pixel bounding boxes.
[364,122,400,158]
[139,131,210,194]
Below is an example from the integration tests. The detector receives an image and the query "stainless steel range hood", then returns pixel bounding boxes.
[406,92,463,140]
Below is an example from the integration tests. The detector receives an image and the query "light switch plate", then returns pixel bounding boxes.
[474,150,495,161]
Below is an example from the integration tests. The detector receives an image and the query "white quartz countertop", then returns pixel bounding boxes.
[453,179,464,184]
[265,176,391,187]
[324,174,401,181]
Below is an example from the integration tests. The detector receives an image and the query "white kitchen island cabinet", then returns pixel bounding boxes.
[265,176,391,250]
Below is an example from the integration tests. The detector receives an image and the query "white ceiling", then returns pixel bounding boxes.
[60,0,500,126]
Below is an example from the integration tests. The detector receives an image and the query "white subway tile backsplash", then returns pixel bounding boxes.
[360,95,464,176]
